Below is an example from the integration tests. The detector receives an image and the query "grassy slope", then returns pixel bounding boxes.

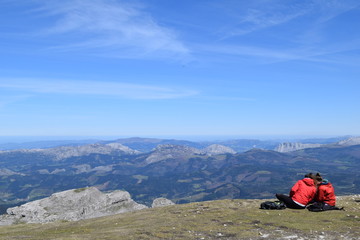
[0,196,359,240]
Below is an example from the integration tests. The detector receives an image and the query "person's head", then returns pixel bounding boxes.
[314,172,323,185]
[304,172,323,185]
[304,173,314,179]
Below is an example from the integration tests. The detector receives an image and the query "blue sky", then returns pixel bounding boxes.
[1,0,360,140]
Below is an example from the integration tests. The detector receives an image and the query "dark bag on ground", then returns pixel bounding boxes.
[307,202,344,212]
[260,201,286,210]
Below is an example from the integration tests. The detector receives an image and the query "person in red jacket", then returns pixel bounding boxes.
[315,178,336,206]
[276,173,320,209]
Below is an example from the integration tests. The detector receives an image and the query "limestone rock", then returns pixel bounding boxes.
[1,187,147,225]
[337,137,360,146]
[201,144,236,156]
[274,142,322,153]
[152,198,175,208]
[145,144,201,164]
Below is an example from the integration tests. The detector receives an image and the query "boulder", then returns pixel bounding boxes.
[1,187,147,225]
[151,198,175,208]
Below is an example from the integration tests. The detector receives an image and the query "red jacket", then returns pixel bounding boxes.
[316,182,336,206]
[289,178,316,206]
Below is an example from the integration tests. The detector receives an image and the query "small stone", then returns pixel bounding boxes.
[151,198,175,208]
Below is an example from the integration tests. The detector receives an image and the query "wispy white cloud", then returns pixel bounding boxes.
[313,0,360,23]
[199,41,360,65]
[31,0,189,59]
[205,0,360,65]
[0,79,198,100]
[218,0,311,38]
[219,0,360,38]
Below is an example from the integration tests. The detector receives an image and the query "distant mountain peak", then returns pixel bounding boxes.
[48,143,141,160]
[145,144,202,164]
[274,142,323,153]
[0,143,140,161]
[337,136,360,146]
[274,136,360,152]
[201,144,236,156]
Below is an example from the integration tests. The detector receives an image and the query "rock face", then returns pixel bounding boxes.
[145,144,237,164]
[151,198,175,208]
[337,137,360,146]
[44,143,140,160]
[145,144,202,164]
[275,142,322,153]
[0,168,24,176]
[0,187,147,225]
[201,144,236,156]
[274,137,360,153]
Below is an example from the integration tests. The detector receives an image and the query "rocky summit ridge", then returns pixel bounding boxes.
[0,143,140,161]
[145,144,237,164]
[145,144,202,164]
[201,144,237,155]
[275,136,360,153]
[337,136,360,146]
[275,142,323,153]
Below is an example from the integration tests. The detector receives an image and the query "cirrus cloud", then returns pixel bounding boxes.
[0,79,199,100]
[31,0,190,59]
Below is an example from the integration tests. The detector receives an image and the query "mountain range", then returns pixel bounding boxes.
[0,136,359,214]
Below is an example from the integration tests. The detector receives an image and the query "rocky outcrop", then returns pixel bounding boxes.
[201,144,236,156]
[0,168,24,176]
[145,144,237,164]
[275,136,360,153]
[0,187,147,225]
[152,198,175,208]
[275,142,322,153]
[337,137,360,146]
[145,144,202,164]
[45,143,140,160]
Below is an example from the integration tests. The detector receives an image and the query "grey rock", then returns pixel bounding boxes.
[0,168,25,176]
[145,144,202,164]
[72,164,113,174]
[275,142,323,153]
[337,137,360,146]
[201,144,236,156]
[275,136,360,153]
[151,198,175,208]
[0,187,147,225]
[45,143,140,160]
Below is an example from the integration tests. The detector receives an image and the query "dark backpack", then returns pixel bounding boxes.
[307,202,344,212]
[260,201,286,210]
